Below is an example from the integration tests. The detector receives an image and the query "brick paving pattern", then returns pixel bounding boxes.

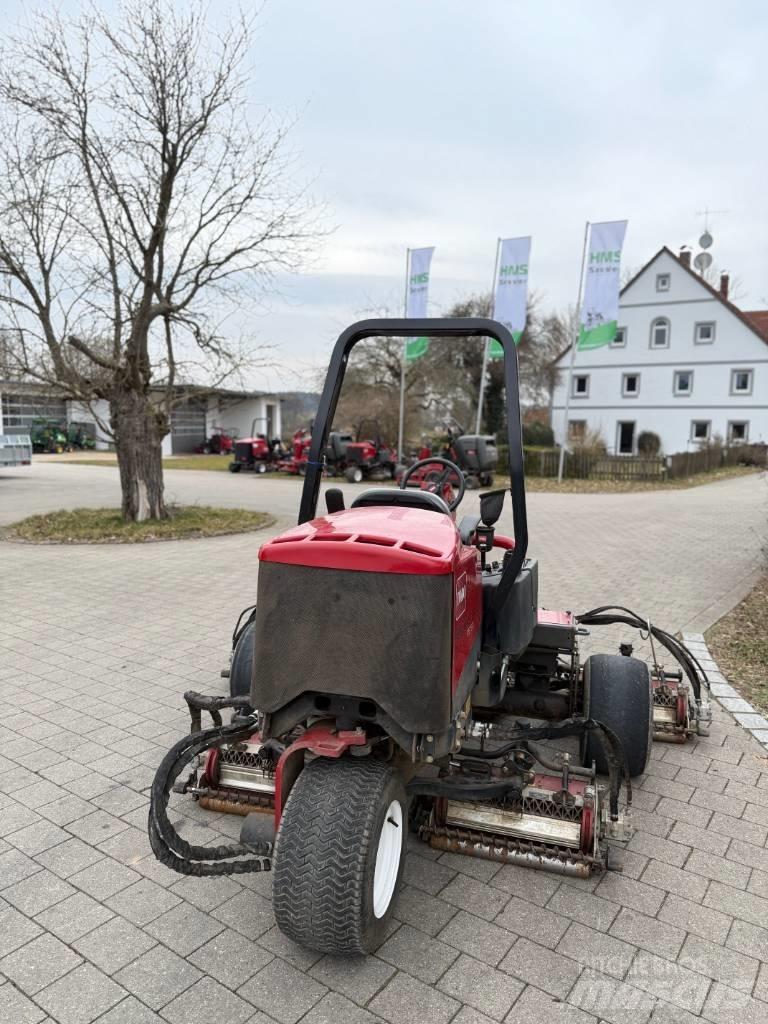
[0,469,765,1022]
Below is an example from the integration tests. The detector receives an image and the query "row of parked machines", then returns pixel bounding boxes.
[228,422,499,487]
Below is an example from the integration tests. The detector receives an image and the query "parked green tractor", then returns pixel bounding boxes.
[30,419,70,454]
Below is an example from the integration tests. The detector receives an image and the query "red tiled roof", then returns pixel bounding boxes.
[744,310,768,340]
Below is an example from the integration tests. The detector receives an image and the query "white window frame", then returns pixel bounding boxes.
[730,369,753,396]
[673,370,694,396]
[690,420,711,443]
[650,318,670,349]
[694,321,716,345]
[572,374,590,398]
[727,421,749,443]
[622,372,640,397]
[611,326,627,348]
[656,273,671,292]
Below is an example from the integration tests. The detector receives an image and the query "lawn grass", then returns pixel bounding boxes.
[53,454,234,471]
[706,573,768,715]
[4,506,275,544]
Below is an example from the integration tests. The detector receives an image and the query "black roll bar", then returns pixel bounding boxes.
[298,319,528,593]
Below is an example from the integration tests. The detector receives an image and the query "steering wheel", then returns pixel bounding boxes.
[399,457,466,512]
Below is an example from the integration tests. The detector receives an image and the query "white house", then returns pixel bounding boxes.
[0,383,282,454]
[551,247,768,455]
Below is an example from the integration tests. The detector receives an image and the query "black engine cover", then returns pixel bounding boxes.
[250,562,454,734]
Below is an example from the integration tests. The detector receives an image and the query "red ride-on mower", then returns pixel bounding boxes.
[275,427,313,475]
[343,419,397,483]
[149,318,711,956]
[229,419,278,473]
[197,427,236,456]
[398,425,498,490]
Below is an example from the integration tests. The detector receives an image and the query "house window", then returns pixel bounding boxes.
[656,273,671,292]
[568,420,586,442]
[728,421,749,443]
[650,318,670,349]
[730,369,753,395]
[691,420,711,442]
[674,370,693,396]
[622,373,640,397]
[695,321,715,344]
[572,374,589,398]
[611,326,627,348]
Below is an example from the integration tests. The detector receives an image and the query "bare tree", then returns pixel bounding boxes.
[0,1,318,520]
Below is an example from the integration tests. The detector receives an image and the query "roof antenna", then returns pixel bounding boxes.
[693,206,728,275]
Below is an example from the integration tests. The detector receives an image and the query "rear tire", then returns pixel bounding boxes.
[256,462,267,474]
[229,462,241,473]
[273,757,406,955]
[229,620,254,699]
[582,654,653,777]
[345,465,364,483]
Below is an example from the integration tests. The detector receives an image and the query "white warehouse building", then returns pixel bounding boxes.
[0,383,282,454]
[551,247,768,455]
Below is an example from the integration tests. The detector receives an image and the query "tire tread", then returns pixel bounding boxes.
[273,757,401,955]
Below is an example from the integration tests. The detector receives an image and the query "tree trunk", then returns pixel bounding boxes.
[111,389,167,522]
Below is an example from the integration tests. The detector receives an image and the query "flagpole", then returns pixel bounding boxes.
[475,237,502,435]
[557,221,590,484]
[397,248,411,463]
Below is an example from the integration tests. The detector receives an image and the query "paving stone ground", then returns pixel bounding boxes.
[0,466,766,1022]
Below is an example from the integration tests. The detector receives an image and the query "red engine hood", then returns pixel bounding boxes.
[259,506,459,574]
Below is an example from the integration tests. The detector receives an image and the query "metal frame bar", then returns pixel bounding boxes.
[298,317,528,588]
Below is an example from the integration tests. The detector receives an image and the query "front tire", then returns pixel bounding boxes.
[345,465,364,484]
[256,461,267,474]
[229,462,241,473]
[273,757,406,955]
[582,654,653,777]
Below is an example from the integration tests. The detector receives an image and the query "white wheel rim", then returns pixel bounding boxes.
[372,800,402,918]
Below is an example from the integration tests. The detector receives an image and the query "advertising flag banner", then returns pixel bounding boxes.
[578,221,627,350]
[489,236,531,357]
[405,246,434,360]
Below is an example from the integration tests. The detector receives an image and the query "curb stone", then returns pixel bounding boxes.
[681,632,768,754]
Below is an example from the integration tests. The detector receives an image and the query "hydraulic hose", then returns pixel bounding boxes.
[576,605,708,701]
[148,717,272,877]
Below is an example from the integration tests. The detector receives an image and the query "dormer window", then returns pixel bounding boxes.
[656,273,671,292]
[650,318,670,349]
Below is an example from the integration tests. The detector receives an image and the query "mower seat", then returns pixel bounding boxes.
[350,488,451,516]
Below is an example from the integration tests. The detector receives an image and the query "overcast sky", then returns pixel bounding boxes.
[7,1,768,391]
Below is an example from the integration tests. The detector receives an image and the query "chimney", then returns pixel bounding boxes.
[679,248,691,268]
[719,272,729,301]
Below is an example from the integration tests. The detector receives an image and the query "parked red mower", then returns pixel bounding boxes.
[399,425,498,490]
[197,427,236,456]
[342,419,398,483]
[149,318,711,956]
[229,420,287,473]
